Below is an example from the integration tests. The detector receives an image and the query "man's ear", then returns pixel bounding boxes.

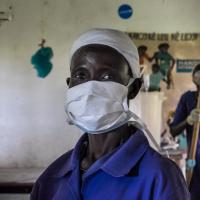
[66,77,71,86]
[128,78,143,100]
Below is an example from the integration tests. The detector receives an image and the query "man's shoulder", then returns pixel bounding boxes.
[180,90,196,101]
[182,90,195,97]
[128,129,178,173]
[141,147,189,198]
[140,147,189,198]
[142,146,181,175]
[37,149,74,182]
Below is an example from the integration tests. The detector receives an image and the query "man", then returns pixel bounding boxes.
[151,43,175,89]
[31,28,189,200]
[170,64,200,200]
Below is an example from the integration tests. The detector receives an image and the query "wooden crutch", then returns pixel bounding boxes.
[186,91,200,186]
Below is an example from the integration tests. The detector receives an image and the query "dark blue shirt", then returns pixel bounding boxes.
[170,90,200,199]
[31,130,190,200]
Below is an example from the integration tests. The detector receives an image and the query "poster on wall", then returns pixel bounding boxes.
[176,59,200,73]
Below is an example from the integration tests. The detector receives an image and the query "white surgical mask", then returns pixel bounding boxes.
[65,80,160,151]
[65,80,132,134]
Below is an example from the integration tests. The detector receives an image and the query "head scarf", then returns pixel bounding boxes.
[69,28,140,80]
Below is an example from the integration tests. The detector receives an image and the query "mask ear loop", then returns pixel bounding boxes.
[128,84,170,156]
[127,76,162,152]
[129,112,161,151]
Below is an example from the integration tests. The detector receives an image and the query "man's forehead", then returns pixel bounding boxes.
[73,44,123,55]
[72,44,127,60]
[70,44,130,73]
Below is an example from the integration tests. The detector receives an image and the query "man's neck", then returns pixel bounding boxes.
[81,124,132,170]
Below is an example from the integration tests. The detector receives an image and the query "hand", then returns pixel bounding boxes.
[187,109,200,125]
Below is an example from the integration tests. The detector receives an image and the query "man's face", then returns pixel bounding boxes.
[193,70,200,86]
[68,44,131,88]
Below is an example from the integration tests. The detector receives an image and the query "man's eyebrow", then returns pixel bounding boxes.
[98,66,116,72]
[71,64,89,72]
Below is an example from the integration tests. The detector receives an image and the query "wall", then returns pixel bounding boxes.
[1,0,200,167]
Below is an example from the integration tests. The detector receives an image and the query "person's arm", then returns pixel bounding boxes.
[170,107,200,137]
[169,54,175,72]
[171,57,175,69]
[169,93,188,138]
[149,52,158,62]
[143,53,152,62]
[170,119,187,137]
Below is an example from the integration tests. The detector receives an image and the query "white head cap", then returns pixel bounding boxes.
[69,28,140,80]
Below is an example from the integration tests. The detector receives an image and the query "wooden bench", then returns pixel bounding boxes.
[0,168,44,194]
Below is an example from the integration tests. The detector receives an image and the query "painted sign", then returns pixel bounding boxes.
[127,32,200,42]
[176,59,200,73]
[118,4,133,19]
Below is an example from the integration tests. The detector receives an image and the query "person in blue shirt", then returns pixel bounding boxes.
[31,28,190,200]
[170,64,200,200]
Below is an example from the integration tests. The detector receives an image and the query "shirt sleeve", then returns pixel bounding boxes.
[171,93,188,126]
[30,181,40,200]
[156,159,190,200]
[163,172,191,200]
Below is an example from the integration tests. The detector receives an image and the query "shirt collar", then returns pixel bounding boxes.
[56,130,149,178]
[101,130,149,177]
[56,134,88,177]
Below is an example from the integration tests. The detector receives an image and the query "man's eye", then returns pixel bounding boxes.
[72,72,87,80]
[101,74,113,80]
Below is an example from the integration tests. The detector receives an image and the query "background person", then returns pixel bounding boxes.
[149,63,165,92]
[170,64,200,200]
[137,45,151,75]
[151,43,175,89]
[138,45,151,65]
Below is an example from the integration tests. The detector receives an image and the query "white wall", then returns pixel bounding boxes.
[1,0,200,167]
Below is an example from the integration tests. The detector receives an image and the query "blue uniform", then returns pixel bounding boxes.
[31,130,190,200]
[170,91,200,200]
